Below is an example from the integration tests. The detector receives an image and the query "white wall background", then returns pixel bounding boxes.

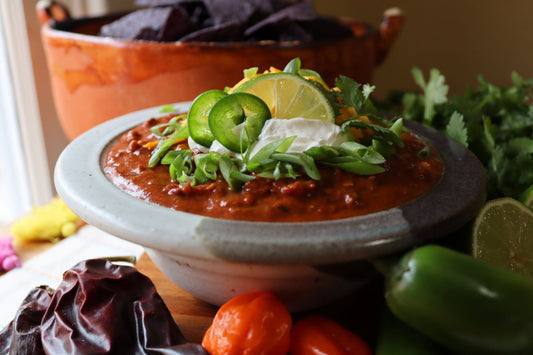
[314,0,533,98]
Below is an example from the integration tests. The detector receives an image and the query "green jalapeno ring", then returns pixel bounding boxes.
[208,92,271,153]
[187,90,228,147]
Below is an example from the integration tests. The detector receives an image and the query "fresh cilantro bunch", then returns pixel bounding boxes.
[397,68,533,199]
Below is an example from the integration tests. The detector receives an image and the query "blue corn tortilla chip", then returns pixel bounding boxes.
[245,2,352,43]
[244,2,316,40]
[158,4,200,41]
[245,18,313,43]
[135,0,182,6]
[179,21,246,42]
[202,0,274,26]
[99,5,196,41]
[99,0,354,43]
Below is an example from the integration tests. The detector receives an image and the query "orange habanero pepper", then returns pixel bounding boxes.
[202,291,292,355]
[290,315,373,355]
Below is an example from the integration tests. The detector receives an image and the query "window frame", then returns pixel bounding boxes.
[0,1,53,219]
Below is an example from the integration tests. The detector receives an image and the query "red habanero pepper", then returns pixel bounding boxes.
[202,291,292,355]
[290,315,373,355]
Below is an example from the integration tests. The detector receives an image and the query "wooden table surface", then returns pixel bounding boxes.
[135,253,218,343]
[1,222,383,346]
[135,252,384,346]
[1,224,53,267]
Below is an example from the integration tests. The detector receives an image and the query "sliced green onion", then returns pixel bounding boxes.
[195,153,220,181]
[320,156,385,175]
[272,153,321,180]
[219,154,255,191]
[244,67,258,78]
[148,124,189,168]
[247,136,296,166]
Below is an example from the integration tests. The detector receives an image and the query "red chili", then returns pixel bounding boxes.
[202,291,292,355]
[290,315,373,355]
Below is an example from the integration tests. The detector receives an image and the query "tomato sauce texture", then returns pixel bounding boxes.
[103,116,443,222]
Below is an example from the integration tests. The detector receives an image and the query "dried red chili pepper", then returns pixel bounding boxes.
[290,315,373,355]
[202,291,292,355]
[0,285,54,355]
[39,258,207,355]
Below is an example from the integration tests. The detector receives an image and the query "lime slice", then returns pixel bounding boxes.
[472,197,533,278]
[232,72,335,123]
[519,184,533,209]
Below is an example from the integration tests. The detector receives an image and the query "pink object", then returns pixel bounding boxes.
[2,255,21,271]
[0,236,13,247]
[0,249,13,258]
[0,236,20,271]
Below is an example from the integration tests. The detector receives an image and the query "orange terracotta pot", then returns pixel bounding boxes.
[38,2,403,140]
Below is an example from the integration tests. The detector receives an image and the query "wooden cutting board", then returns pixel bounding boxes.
[135,253,384,346]
[135,253,218,343]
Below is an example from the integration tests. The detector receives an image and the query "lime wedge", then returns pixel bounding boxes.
[472,197,533,279]
[519,184,533,209]
[232,72,335,123]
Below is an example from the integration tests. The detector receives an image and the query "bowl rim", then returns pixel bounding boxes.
[54,102,486,265]
[41,16,377,50]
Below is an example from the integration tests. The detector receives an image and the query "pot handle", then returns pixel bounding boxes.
[375,7,404,65]
[36,0,71,26]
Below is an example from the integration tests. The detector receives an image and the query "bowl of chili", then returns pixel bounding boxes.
[54,98,486,311]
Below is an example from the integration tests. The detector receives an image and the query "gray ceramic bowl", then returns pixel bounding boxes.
[55,102,486,311]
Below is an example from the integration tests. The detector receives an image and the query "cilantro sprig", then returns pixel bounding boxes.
[335,75,377,118]
[394,68,533,199]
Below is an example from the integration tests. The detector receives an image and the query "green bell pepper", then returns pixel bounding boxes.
[376,245,533,355]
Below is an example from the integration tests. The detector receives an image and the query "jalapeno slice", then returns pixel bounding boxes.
[187,90,228,147]
[208,93,271,153]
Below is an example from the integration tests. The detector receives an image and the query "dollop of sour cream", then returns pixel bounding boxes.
[188,117,349,157]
